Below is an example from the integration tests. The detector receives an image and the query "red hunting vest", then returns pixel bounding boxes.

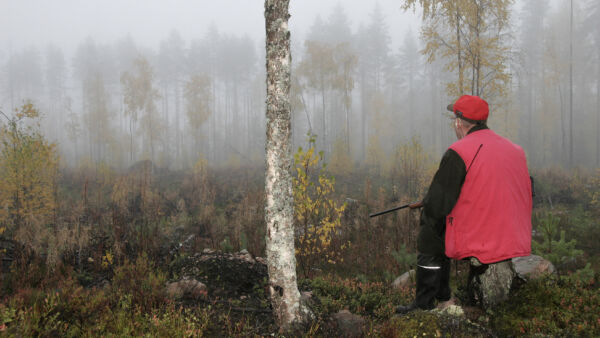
[445,129,532,264]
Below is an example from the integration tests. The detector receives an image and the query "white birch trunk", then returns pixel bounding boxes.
[264,0,311,331]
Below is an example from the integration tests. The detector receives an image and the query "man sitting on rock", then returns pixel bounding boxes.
[396,95,533,313]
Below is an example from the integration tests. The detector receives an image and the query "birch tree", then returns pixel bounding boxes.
[184,74,212,159]
[121,56,161,162]
[584,0,600,166]
[403,0,513,106]
[264,0,311,331]
[0,103,58,235]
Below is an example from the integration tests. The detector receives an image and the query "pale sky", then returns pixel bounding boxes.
[1,0,421,55]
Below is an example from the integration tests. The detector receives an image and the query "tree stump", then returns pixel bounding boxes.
[467,257,516,310]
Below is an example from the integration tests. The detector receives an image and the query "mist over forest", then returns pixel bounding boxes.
[2,0,598,170]
[1,1,600,336]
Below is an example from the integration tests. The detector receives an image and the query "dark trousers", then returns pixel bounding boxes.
[414,254,451,309]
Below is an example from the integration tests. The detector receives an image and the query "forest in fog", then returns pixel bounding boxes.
[2,0,599,170]
[1,1,600,336]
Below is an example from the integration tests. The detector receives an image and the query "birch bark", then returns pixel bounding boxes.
[264,0,311,331]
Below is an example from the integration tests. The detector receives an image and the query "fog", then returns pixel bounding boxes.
[2,1,418,53]
[1,0,599,170]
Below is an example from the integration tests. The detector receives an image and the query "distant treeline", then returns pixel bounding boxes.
[1,1,599,169]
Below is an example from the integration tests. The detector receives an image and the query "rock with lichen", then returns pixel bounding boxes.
[467,258,515,310]
[512,254,556,280]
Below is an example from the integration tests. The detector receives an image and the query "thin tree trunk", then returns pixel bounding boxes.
[210,82,216,163]
[163,84,170,164]
[528,72,534,156]
[456,7,464,95]
[360,69,367,162]
[148,111,155,161]
[130,118,134,163]
[558,84,567,165]
[475,4,481,96]
[430,66,437,151]
[345,87,350,155]
[569,0,574,166]
[264,0,311,331]
[175,84,181,166]
[596,71,600,167]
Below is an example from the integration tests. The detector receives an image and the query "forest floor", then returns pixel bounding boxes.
[1,166,599,336]
[1,245,598,337]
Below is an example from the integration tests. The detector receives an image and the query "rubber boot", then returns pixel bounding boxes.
[435,258,451,302]
[396,266,439,314]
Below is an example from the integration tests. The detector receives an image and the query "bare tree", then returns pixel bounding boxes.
[264,0,311,331]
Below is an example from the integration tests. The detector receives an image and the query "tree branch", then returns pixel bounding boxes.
[0,109,10,122]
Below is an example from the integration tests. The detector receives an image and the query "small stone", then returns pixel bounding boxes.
[235,249,255,264]
[331,310,365,338]
[166,278,207,300]
[392,269,416,289]
[436,305,465,317]
[98,279,110,289]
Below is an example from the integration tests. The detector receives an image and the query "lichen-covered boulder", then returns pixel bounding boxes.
[468,258,515,310]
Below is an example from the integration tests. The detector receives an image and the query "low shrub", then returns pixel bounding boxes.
[492,276,600,336]
[110,253,168,313]
[301,275,413,319]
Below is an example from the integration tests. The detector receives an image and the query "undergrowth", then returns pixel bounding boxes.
[492,276,600,337]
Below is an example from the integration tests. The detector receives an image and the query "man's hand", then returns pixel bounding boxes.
[409,201,424,209]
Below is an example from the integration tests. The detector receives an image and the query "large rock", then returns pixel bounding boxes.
[171,249,268,299]
[467,258,515,310]
[391,269,416,289]
[330,310,365,338]
[512,255,556,280]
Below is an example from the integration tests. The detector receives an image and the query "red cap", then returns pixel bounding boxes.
[447,95,489,121]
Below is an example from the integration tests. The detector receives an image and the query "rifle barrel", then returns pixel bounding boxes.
[369,201,423,218]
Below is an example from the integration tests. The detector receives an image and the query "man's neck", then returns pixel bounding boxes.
[467,124,488,135]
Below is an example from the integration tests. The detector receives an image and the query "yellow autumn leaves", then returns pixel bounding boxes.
[0,102,58,236]
[0,103,66,266]
[293,135,347,278]
[404,0,512,104]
